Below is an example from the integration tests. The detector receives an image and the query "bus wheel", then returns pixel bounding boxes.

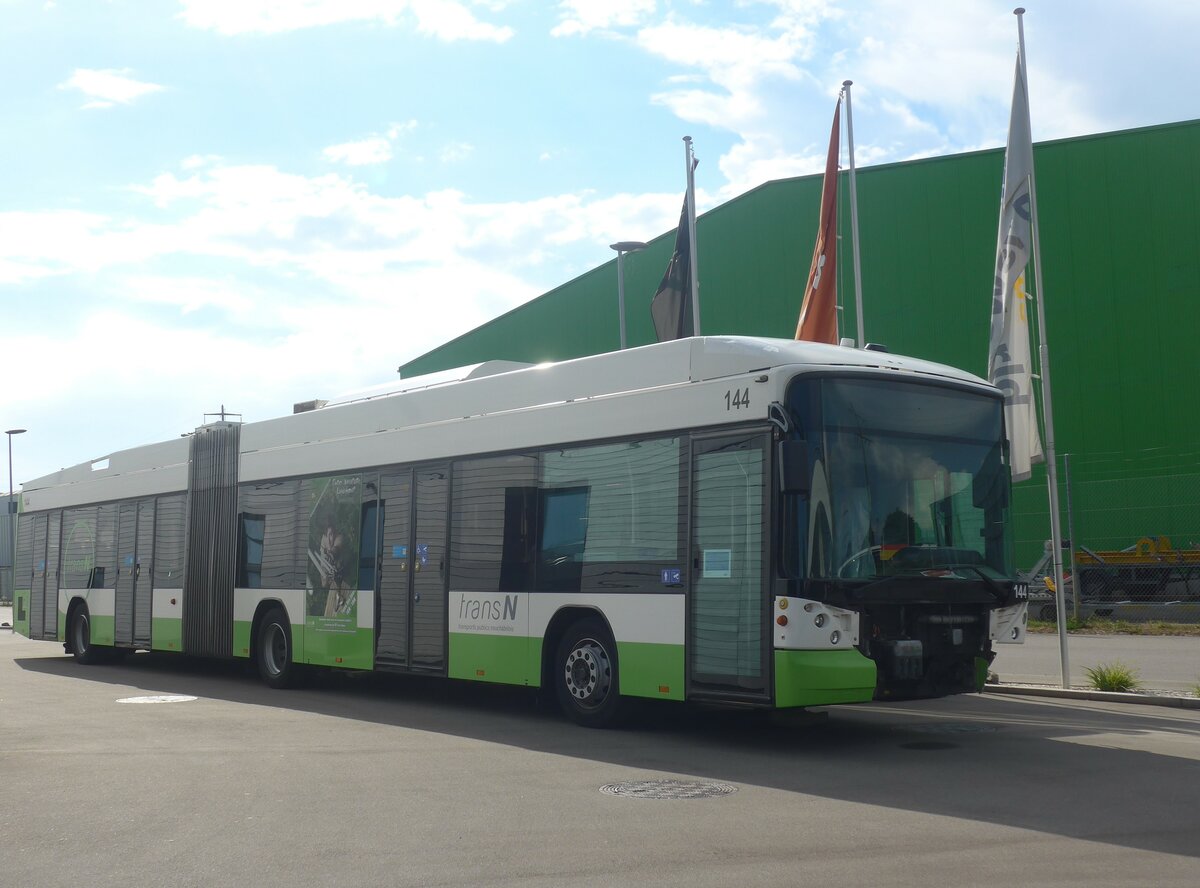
[69,604,107,665]
[256,606,300,689]
[555,619,625,728]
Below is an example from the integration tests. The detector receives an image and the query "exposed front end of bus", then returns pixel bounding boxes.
[775,372,1027,704]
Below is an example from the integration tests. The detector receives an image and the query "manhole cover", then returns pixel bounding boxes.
[899,741,959,751]
[909,722,997,734]
[116,695,197,704]
[600,779,738,800]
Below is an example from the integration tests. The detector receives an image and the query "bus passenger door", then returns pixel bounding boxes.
[375,469,412,668]
[28,515,47,639]
[133,500,155,647]
[45,512,61,640]
[688,432,771,700]
[374,464,449,673]
[410,464,449,673]
[116,503,137,646]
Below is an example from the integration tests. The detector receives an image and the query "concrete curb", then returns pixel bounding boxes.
[984,683,1200,710]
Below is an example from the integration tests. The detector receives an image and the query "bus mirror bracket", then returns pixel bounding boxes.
[778,440,809,495]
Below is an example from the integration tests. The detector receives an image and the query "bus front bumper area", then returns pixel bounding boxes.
[774,649,877,708]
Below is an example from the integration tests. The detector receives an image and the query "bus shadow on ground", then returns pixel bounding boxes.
[16,649,1200,859]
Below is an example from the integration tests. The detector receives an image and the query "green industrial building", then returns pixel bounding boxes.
[401,119,1200,571]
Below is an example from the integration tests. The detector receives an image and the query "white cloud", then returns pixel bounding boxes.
[323,120,421,166]
[324,136,394,166]
[4,159,686,319]
[716,135,829,199]
[179,0,514,42]
[387,119,419,139]
[879,98,939,136]
[6,156,687,480]
[552,0,655,37]
[181,154,223,170]
[636,10,829,134]
[58,68,164,109]
[439,141,474,163]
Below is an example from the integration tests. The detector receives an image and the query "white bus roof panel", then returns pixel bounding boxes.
[21,336,992,511]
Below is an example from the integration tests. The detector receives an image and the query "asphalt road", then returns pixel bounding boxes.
[3,629,1199,888]
[993,633,1200,691]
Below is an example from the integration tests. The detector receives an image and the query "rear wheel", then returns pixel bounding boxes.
[554,618,625,728]
[69,604,108,665]
[256,606,301,689]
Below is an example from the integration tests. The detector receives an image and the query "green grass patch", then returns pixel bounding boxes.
[1083,661,1142,693]
[1027,617,1200,636]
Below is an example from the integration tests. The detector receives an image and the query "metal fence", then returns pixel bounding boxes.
[1018,453,1200,621]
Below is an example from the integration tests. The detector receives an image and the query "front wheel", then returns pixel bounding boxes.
[256,606,302,689]
[554,619,625,728]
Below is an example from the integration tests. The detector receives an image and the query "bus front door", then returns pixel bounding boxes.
[688,432,771,701]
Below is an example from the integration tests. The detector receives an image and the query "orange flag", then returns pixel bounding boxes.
[796,99,841,343]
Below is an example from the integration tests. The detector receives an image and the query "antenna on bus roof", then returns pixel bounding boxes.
[203,405,242,424]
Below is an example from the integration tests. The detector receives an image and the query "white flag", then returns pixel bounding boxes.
[988,52,1044,482]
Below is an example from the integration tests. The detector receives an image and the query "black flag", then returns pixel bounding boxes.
[650,198,693,341]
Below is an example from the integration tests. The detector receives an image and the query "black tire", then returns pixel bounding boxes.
[68,604,109,665]
[256,606,301,689]
[554,618,625,728]
[1038,604,1057,622]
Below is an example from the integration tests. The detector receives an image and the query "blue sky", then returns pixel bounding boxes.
[4,0,1199,486]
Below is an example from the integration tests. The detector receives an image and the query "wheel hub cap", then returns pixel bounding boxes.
[564,640,611,707]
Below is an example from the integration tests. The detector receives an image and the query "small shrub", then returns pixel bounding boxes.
[1083,661,1141,693]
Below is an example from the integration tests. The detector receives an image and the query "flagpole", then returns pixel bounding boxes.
[1016,7,1069,688]
[683,136,701,336]
[842,80,865,347]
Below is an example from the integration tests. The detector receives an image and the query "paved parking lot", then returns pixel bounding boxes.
[3,628,1199,887]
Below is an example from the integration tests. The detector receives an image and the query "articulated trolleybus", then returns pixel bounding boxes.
[13,336,1026,726]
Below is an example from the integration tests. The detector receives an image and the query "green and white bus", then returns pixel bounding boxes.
[12,336,1027,726]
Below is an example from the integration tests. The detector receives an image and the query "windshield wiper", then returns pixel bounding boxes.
[841,573,927,598]
[842,566,1005,602]
[953,564,1007,601]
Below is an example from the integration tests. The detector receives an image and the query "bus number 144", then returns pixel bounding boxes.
[725,387,750,410]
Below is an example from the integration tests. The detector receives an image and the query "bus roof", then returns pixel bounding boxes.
[21,336,992,507]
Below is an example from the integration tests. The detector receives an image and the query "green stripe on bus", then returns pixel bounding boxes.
[974,656,990,692]
[89,614,115,648]
[449,632,537,685]
[303,624,373,671]
[447,633,686,701]
[14,589,30,637]
[774,649,877,708]
[233,620,251,659]
[616,641,685,700]
[152,617,183,652]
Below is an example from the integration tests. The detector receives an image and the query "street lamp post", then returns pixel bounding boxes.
[6,428,25,605]
[609,241,648,350]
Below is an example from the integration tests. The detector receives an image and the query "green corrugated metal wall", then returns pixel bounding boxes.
[401,120,1200,568]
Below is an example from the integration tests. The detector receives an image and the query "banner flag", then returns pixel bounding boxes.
[796,98,842,343]
[988,52,1044,482]
[651,195,694,341]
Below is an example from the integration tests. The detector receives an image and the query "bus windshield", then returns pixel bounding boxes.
[788,377,1013,583]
